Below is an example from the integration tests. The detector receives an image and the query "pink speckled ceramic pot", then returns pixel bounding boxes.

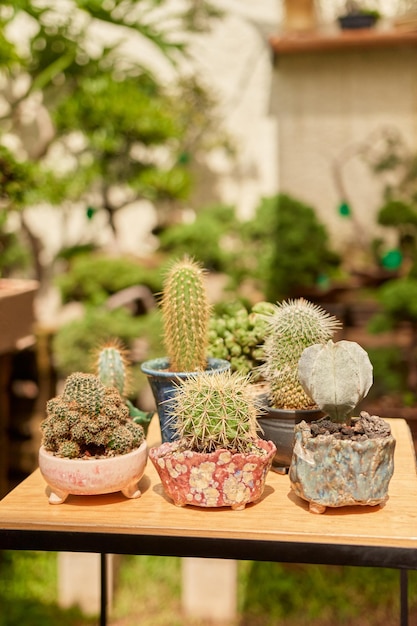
[39,441,148,504]
[149,439,276,510]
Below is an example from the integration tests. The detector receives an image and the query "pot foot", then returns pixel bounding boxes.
[309,501,326,514]
[231,502,246,511]
[121,481,142,499]
[47,486,68,504]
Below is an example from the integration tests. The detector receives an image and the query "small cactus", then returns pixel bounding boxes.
[41,372,145,458]
[169,370,260,454]
[95,340,153,434]
[260,298,342,409]
[208,301,275,377]
[161,256,210,372]
[298,339,373,424]
[95,340,130,397]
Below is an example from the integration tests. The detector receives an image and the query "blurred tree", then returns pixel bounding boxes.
[0,0,224,283]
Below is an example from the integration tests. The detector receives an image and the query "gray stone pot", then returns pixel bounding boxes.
[289,419,396,514]
[257,405,324,474]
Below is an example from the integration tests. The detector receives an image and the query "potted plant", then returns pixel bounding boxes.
[95,340,153,435]
[149,370,276,510]
[289,339,396,514]
[257,298,342,473]
[338,1,381,30]
[39,370,147,504]
[141,256,229,442]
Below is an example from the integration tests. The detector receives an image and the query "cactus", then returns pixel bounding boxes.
[95,340,153,434]
[208,301,275,377]
[260,298,342,409]
[298,339,373,424]
[169,370,260,454]
[41,372,145,458]
[161,256,210,372]
[95,340,130,396]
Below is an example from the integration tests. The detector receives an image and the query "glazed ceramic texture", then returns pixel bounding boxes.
[149,439,276,510]
[289,421,396,513]
[39,440,148,504]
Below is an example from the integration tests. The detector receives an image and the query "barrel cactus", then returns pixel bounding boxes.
[298,339,373,424]
[41,372,145,458]
[162,256,210,372]
[260,298,342,409]
[169,370,260,454]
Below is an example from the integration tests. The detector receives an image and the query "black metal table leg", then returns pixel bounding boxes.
[100,553,107,626]
[401,569,408,626]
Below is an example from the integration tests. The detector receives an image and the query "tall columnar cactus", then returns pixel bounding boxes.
[162,256,210,372]
[298,339,373,424]
[41,372,145,459]
[261,298,342,409]
[170,370,259,454]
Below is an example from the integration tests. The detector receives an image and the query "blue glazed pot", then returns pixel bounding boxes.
[140,357,230,443]
[289,419,396,513]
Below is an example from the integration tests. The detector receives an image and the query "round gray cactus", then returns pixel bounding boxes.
[297,339,373,424]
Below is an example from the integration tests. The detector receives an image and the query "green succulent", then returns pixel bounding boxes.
[161,256,210,372]
[261,298,342,410]
[208,301,275,378]
[169,370,259,454]
[41,372,145,458]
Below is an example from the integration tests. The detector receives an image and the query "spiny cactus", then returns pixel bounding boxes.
[95,340,153,434]
[41,372,145,459]
[95,340,130,397]
[169,370,260,454]
[208,301,275,377]
[261,298,342,409]
[162,256,210,372]
[298,339,373,424]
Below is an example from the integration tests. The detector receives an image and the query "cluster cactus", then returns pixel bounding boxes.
[169,370,260,454]
[41,372,145,458]
[261,298,342,410]
[298,339,373,424]
[208,301,275,377]
[161,256,210,372]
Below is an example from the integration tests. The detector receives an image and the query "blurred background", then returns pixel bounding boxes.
[1,1,417,624]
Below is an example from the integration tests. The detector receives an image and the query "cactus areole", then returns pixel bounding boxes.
[298,340,373,425]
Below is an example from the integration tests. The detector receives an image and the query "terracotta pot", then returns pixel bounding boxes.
[289,419,396,514]
[257,405,324,474]
[149,439,276,510]
[39,441,148,504]
[140,357,230,443]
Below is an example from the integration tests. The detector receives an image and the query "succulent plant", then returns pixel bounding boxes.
[168,370,260,454]
[208,301,275,377]
[95,340,153,433]
[260,298,342,410]
[161,256,210,372]
[41,372,145,459]
[298,339,373,424]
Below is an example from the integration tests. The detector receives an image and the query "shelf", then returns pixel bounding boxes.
[270,27,417,56]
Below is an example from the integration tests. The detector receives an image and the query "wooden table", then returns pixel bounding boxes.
[0,418,416,624]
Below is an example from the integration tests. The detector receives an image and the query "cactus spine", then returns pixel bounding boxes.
[162,256,210,372]
[261,298,342,409]
[298,339,373,424]
[170,370,259,454]
[41,372,145,458]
